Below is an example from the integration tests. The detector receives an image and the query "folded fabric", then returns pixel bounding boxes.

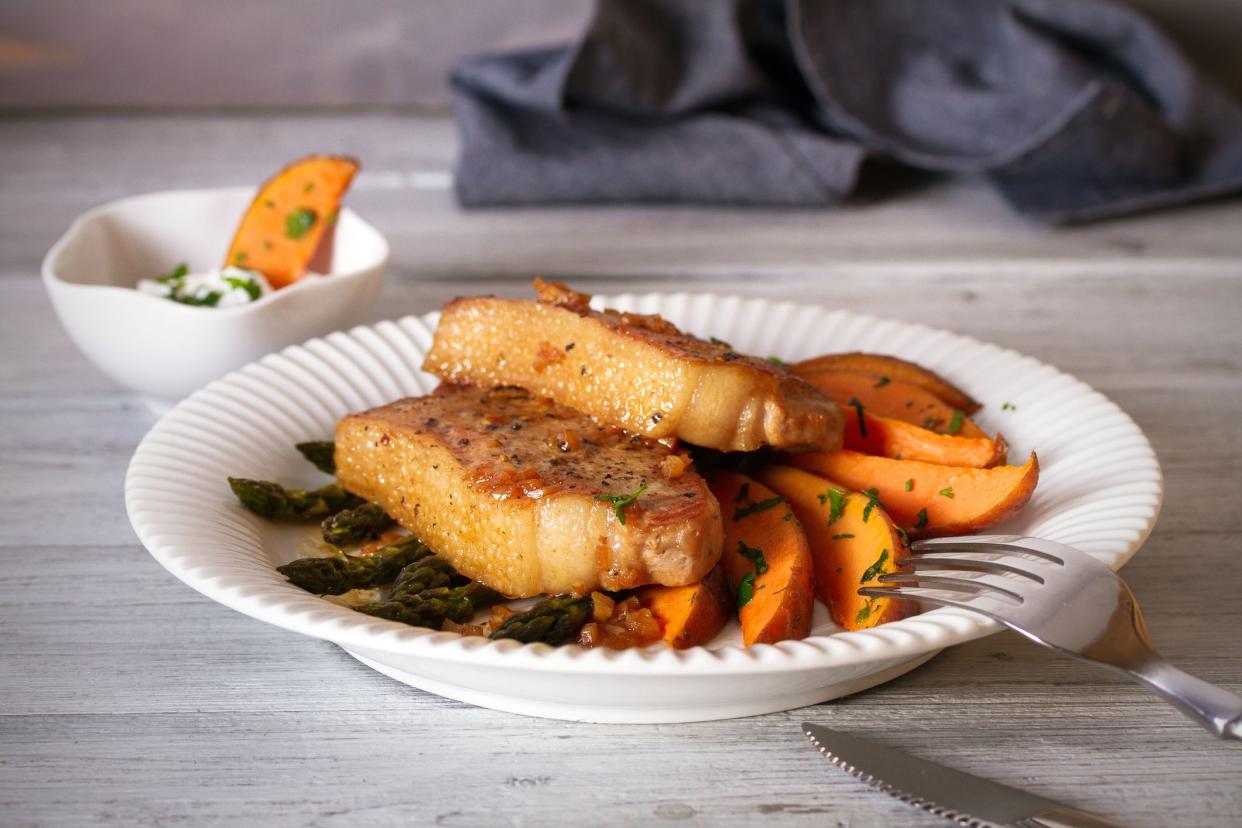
[449,0,1242,223]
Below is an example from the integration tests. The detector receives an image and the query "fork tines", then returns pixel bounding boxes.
[910,535,1066,564]
[859,536,1072,611]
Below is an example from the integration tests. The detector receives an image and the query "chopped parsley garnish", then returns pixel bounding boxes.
[737,572,756,608]
[939,487,955,499]
[921,416,937,429]
[737,541,768,575]
[831,533,854,540]
[303,181,315,193]
[734,483,749,504]
[855,601,875,624]
[284,207,318,240]
[708,336,731,348]
[156,263,189,283]
[172,290,223,307]
[1002,402,1017,411]
[782,512,794,522]
[818,487,847,525]
[945,410,965,435]
[874,375,891,388]
[224,275,262,301]
[914,508,929,529]
[734,494,784,520]
[847,397,867,437]
[151,263,228,307]
[861,487,886,522]
[594,483,648,525]
[233,250,248,264]
[904,478,914,492]
[895,526,909,546]
[860,549,889,584]
[766,356,787,368]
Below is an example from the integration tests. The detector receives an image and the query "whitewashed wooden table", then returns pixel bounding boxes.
[3,113,1241,828]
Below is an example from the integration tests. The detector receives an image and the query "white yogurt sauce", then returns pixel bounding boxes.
[137,265,275,308]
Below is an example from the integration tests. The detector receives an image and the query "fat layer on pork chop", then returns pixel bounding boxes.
[335,385,723,598]
[422,280,844,453]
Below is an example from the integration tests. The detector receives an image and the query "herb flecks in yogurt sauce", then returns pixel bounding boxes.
[137,263,273,308]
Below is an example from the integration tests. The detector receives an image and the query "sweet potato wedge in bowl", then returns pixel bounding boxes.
[225,155,359,288]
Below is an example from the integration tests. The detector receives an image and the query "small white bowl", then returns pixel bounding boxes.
[43,187,389,408]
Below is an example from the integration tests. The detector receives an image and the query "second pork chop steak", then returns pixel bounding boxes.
[423,281,844,453]
[335,385,724,597]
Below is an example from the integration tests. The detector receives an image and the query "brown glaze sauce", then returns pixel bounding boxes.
[372,385,705,507]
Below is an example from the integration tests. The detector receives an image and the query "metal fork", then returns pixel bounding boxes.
[860,535,1242,740]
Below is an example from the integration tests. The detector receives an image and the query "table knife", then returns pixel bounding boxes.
[802,723,1124,828]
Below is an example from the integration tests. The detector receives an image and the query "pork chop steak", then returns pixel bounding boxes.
[335,385,723,597]
[422,281,844,453]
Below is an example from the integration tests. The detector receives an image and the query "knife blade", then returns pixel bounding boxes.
[802,723,1124,828]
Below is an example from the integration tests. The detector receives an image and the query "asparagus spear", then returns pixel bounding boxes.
[356,583,504,627]
[321,502,395,547]
[277,536,432,594]
[489,594,591,645]
[389,556,462,599]
[228,477,363,521]
[295,440,336,475]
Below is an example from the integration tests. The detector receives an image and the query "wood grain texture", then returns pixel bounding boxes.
[2,114,1241,828]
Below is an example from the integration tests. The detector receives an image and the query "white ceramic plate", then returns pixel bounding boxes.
[125,293,1162,723]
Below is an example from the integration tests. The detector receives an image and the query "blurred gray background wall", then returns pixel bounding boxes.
[1,0,1239,109]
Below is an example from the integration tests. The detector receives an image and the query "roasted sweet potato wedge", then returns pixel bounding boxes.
[789,450,1038,537]
[708,470,815,646]
[796,369,986,437]
[841,407,1008,468]
[636,566,732,649]
[756,465,914,631]
[793,353,981,414]
[225,155,359,288]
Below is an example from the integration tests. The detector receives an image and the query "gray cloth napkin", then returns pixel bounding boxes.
[449,0,1242,223]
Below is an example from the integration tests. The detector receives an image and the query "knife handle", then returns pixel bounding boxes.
[1017,806,1127,828]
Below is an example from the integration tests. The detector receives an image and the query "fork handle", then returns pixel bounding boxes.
[1129,658,1242,740]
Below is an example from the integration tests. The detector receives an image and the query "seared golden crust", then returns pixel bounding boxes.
[422,282,844,452]
[335,385,723,597]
